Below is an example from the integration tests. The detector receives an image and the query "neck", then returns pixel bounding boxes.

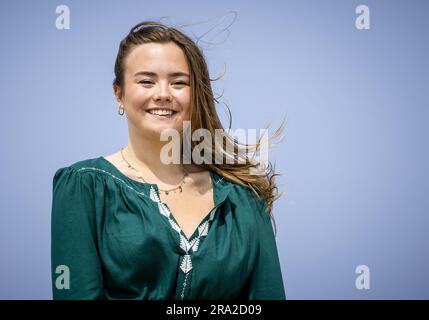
[125,130,186,185]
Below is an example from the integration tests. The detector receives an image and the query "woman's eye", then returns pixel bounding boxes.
[139,80,188,86]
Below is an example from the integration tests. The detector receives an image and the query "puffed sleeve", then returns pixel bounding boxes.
[246,199,286,300]
[51,167,105,299]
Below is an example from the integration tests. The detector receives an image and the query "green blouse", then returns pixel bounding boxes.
[51,157,286,300]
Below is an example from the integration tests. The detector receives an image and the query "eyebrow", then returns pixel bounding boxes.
[134,71,190,78]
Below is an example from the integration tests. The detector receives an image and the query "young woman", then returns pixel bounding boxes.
[51,21,286,300]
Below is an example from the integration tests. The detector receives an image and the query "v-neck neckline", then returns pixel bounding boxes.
[149,170,233,242]
[157,170,215,241]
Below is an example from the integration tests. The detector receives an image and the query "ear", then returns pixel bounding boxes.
[113,84,123,104]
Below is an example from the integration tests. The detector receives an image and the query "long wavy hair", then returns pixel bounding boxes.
[113,21,286,233]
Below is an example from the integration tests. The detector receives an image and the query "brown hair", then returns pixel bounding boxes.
[113,21,286,233]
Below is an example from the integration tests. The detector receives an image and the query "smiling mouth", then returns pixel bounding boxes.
[146,109,178,117]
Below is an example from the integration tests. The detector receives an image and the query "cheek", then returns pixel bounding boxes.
[176,89,191,109]
[125,85,151,106]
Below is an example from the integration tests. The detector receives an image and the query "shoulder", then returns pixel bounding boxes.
[53,156,106,186]
[216,173,269,217]
[220,177,274,237]
[234,184,268,211]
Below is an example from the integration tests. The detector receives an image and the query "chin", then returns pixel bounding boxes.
[143,124,181,139]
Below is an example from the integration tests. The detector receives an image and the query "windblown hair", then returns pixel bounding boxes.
[113,21,286,233]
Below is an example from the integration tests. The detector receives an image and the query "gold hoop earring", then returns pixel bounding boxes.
[118,105,125,116]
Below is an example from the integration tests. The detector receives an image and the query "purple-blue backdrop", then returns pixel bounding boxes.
[0,0,428,299]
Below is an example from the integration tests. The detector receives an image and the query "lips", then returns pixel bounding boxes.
[146,108,178,119]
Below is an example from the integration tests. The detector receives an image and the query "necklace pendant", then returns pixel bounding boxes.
[136,172,142,178]
[179,186,183,193]
[165,191,169,195]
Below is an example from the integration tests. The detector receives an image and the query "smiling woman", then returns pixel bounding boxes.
[51,20,286,300]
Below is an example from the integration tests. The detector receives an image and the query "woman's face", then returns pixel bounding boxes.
[116,42,192,140]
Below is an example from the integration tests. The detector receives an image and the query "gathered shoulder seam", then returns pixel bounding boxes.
[74,166,149,199]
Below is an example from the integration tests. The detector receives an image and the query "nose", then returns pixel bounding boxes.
[153,81,172,102]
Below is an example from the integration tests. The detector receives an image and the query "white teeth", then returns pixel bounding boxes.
[149,109,174,116]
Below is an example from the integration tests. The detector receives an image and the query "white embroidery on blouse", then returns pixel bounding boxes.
[148,185,218,274]
[180,254,192,274]
[198,221,209,237]
[191,238,200,252]
[180,272,190,300]
[168,219,182,233]
[148,183,223,300]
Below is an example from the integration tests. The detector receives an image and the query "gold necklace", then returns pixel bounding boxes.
[120,147,188,195]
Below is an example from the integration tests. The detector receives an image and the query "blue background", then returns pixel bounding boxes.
[0,0,428,299]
